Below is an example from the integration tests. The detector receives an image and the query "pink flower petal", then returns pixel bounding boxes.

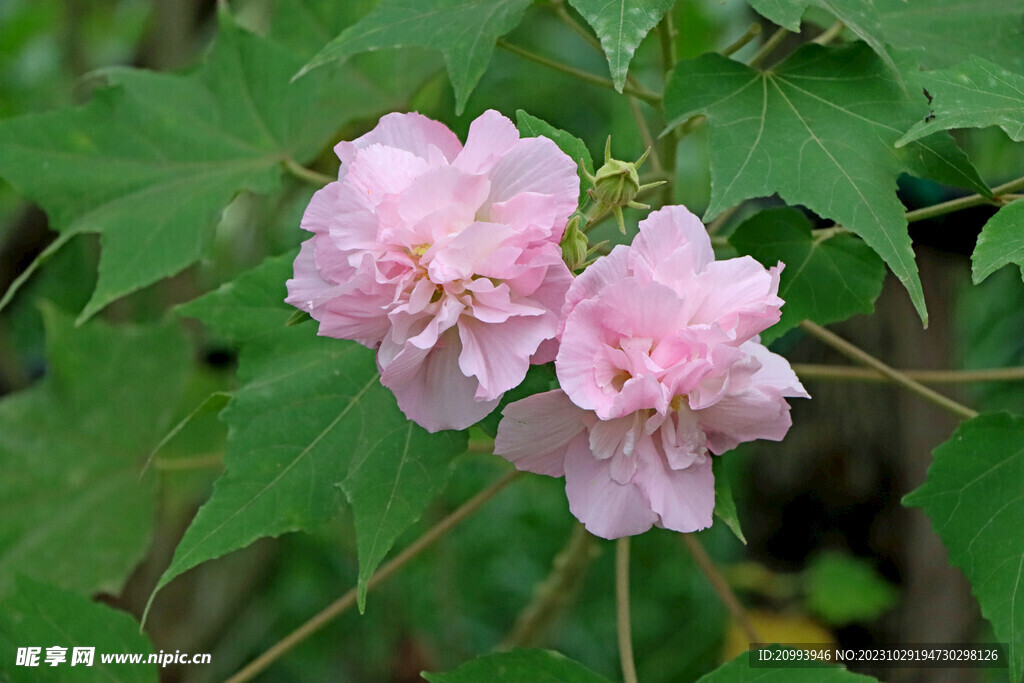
[454,109,520,175]
[634,446,714,533]
[380,330,499,432]
[494,389,587,476]
[336,111,462,175]
[564,436,658,539]
[487,137,579,227]
[458,314,555,400]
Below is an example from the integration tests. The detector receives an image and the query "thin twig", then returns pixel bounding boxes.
[682,534,761,644]
[792,363,1024,384]
[283,158,334,187]
[800,321,979,420]
[497,40,661,105]
[722,24,763,57]
[616,537,639,683]
[748,27,790,68]
[224,470,521,683]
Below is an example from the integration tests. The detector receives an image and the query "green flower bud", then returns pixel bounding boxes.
[560,214,588,271]
[582,138,665,233]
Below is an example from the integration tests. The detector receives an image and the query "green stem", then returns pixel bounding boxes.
[497,40,661,105]
[224,470,521,683]
[811,21,845,45]
[792,363,1024,384]
[706,204,741,236]
[658,10,677,74]
[748,27,790,68]
[905,175,1024,223]
[682,534,761,644]
[616,537,639,683]
[722,24,763,57]
[283,158,334,187]
[800,321,978,420]
[501,523,598,649]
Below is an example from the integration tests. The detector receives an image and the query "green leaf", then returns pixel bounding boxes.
[805,552,897,625]
[746,0,899,81]
[566,0,675,91]
[876,0,1024,74]
[898,57,1024,147]
[0,577,157,682]
[664,42,988,325]
[341,421,462,612]
[297,0,533,115]
[903,412,1024,683]
[698,648,879,681]
[712,455,745,545]
[972,199,1024,284]
[0,15,343,322]
[0,306,189,597]
[729,208,885,343]
[515,109,594,205]
[422,648,612,682]
[154,254,467,610]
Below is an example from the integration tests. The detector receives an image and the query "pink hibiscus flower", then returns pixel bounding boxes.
[495,206,808,538]
[286,110,579,432]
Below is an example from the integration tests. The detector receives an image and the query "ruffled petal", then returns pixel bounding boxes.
[629,205,714,282]
[634,445,714,533]
[494,389,587,476]
[487,137,579,220]
[454,109,520,175]
[564,436,657,539]
[336,111,462,174]
[380,330,498,432]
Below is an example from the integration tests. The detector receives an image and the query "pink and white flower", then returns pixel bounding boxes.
[286,110,579,432]
[495,206,808,538]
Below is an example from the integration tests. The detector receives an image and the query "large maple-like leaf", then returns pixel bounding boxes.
[0,15,346,322]
[665,42,987,324]
[154,254,466,613]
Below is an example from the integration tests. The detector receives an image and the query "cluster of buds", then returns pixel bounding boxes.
[560,138,665,271]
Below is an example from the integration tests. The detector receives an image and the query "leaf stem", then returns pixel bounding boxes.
[283,158,334,187]
[706,203,742,236]
[800,321,978,420]
[497,40,661,105]
[616,537,639,683]
[748,27,790,69]
[501,523,598,649]
[792,363,1024,384]
[722,24,763,57]
[681,534,761,644]
[905,175,1024,223]
[811,21,845,45]
[224,470,521,683]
